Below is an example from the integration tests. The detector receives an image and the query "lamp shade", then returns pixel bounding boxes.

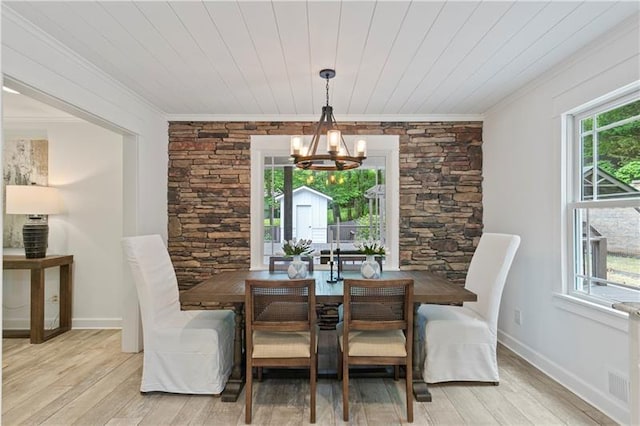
[6,185,64,215]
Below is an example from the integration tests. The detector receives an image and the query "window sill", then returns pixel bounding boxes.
[553,293,628,332]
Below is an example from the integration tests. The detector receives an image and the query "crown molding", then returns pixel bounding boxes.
[166,114,484,122]
[1,4,166,118]
[3,116,85,124]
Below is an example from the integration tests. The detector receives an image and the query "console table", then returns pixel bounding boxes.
[3,255,74,344]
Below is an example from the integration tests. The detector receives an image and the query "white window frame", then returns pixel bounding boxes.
[563,83,640,306]
[250,135,400,271]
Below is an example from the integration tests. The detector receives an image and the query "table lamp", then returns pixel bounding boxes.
[5,184,64,258]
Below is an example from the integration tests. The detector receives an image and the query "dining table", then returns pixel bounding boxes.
[180,269,477,402]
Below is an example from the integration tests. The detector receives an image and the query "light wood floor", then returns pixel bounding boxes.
[3,329,615,425]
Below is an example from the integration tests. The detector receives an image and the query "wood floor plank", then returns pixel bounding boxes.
[1,384,74,425]
[2,331,617,425]
[3,332,126,413]
[358,377,404,425]
[71,366,143,425]
[499,353,602,425]
[382,376,413,423]
[422,385,467,425]
[111,386,160,421]
[198,388,244,425]
[467,383,533,425]
[138,393,190,425]
[490,371,565,425]
[105,417,144,426]
[344,378,367,424]
[441,384,499,424]
[40,355,142,425]
[171,395,216,425]
[313,380,336,426]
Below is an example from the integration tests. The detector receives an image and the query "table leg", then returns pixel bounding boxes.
[221,303,245,402]
[412,303,432,402]
[59,263,72,331]
[30,268,45,344]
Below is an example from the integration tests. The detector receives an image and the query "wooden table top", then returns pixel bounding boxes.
[180,269,477,306]
[3,255,74,269]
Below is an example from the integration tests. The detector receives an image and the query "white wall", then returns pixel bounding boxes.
[3,122,123,329]
[484,15,639,424]
[1,5,169,351]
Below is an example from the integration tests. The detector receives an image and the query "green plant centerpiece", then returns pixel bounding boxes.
[354,239,386,256]
[282,238,313,256]
[354,239,385,279]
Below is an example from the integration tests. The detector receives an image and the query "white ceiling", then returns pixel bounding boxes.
[2,90,77,121]
[4,1,639,117]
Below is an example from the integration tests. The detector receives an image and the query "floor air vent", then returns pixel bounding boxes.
[608,369,630,403]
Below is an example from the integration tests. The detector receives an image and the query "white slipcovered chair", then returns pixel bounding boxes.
[418,233,520,384]
[122,234,234,394]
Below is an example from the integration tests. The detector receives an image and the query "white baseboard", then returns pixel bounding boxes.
[3,317,122,329]
[498,330,629,425]
[72,318,122,329]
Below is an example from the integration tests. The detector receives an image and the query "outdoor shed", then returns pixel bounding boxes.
[275,186,332,243]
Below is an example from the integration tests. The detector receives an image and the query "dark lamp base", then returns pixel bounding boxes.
[23,223,49,258]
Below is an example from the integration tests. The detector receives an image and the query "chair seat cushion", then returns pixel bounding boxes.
[418,304,493,343]
[336,322,407,357]
[252,330,317,358]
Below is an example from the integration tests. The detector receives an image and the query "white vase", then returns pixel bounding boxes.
[360,255,381,279]
[287,255,308,279]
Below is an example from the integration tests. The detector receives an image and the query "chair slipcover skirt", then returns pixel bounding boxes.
[418,304,497,383]
[141,310,235,394]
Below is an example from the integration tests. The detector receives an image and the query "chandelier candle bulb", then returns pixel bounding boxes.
[355,139,367,157]
[290,135,303,155]
[327,130,341,153]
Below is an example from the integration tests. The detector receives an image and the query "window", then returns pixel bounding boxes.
[566,89,640,305]
[251,135,399,271]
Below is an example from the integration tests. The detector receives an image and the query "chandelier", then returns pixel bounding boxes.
[290,69,366,171]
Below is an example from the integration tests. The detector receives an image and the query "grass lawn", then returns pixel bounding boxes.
[607,254,640,288]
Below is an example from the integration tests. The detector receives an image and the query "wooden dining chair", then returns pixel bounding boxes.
[338,255,383,272]
[268,256,314,273]
[338,278,414,423]
[245,279,317,423]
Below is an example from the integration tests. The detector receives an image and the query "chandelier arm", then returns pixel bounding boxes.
[309,108,327,156]
[329,109,354,157]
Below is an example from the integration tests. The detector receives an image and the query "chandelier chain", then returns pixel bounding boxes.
[325,75,330,107]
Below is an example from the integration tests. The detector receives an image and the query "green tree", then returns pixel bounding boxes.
[614,160,640,184]
[582,99,640,181]
[264,166,383,225]
[596,99,640,169]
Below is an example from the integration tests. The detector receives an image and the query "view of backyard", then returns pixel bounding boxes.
[263,159,387,262]
[607,255,640,288]
[577,97,640,303]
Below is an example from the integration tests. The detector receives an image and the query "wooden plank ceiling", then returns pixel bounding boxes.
[3,1,639,116]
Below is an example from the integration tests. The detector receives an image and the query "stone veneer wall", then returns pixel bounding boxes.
[168,121,482,290]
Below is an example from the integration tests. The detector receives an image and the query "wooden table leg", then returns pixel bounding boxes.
[221,303,245,402]
[30,268,45,344]
[412,302,432,402]
[59,263,72,331]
